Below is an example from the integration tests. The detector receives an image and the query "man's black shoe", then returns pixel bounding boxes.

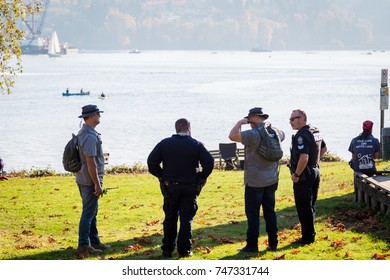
[178,251,193,258]
[238,246,259,253]
[162,250,172,257]
[266,246,277,252]
[292,238,314,245]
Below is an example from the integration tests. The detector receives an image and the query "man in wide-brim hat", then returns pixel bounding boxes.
[75,104,111,258]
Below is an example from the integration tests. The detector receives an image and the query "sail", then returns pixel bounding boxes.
[48,31,61,57]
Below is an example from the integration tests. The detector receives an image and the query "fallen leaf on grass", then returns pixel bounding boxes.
[76,250,89,259]
[145,220,159,226]
[134,237,154,244]
[291,249,300,255]
[293,223,301,230]
[15,242,42,249]
[318,235,329,240]
[373,253,390,260]
[351,236,362,242]
[124,244,144,251]
[48,236,56,243]
[49,214,62,218]
[330,238,346,249]
[130,204,143,210]
[207,234,235,244]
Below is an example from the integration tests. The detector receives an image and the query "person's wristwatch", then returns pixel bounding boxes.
[293,172,300,178]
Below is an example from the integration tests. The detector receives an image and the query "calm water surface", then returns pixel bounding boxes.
[0,50,389,171]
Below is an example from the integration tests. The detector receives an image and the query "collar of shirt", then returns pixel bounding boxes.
[177,132,189,136]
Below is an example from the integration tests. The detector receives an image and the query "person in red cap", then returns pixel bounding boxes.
[348,120,380,176]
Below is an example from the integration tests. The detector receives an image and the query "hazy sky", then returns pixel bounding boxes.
[24,0,390,50]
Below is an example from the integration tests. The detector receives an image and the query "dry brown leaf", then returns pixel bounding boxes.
[124,244,144,251]
[351,236,362,242]
[330,238,345,249]
[145,220,159,226]
[48,236,56,243]
[373,253,390,260]
[134,237,154,244]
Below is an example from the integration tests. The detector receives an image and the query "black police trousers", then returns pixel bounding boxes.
[293,167,320,243]
[161,182,198,255]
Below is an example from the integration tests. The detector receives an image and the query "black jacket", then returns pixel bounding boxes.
[147,134,214,182]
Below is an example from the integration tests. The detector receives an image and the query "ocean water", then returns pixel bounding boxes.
[0,50,389,172]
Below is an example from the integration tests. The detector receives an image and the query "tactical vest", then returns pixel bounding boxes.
[307,125,323,166]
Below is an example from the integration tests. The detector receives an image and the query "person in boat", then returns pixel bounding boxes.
[101,93,105,98]
[80,88,83,93]
[66,88,69,94]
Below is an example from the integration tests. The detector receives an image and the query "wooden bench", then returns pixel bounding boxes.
[354,171,390,215]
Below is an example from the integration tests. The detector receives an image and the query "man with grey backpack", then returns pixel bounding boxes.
[229,107,284,253]
[75,104,111,258]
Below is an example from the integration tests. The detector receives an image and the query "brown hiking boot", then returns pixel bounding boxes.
[76,245,102,259]
[91,243,111,250]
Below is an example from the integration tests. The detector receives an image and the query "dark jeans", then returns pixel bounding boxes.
[161,183,198,255]
[77,184,101,247]
[293,167,320,242]
[245,183,278,248]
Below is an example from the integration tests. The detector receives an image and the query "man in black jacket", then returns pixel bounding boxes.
[147,118,214,258]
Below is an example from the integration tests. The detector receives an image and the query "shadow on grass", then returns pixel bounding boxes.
[8,192,390,260]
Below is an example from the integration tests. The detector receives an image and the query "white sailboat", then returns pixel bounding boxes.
[48,31,61,57]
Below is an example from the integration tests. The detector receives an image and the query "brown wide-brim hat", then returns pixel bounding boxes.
[244,107,269,120]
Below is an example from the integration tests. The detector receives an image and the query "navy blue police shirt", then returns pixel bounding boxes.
[290,125,318,169]
[147,134,214,183]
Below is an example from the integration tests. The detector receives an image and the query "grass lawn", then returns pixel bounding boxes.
[0,161,389,260]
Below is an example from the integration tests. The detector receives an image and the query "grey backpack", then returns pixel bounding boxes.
[257,124,283,162]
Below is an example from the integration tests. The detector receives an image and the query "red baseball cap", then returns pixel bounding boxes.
[362,120,373,132]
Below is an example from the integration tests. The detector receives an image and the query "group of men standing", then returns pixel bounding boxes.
[73,104,380,259]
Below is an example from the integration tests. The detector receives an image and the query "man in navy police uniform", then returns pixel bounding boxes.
[147,118,214,258]
[289,109,327,245]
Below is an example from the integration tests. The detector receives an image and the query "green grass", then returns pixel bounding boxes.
[0,161,389,260]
